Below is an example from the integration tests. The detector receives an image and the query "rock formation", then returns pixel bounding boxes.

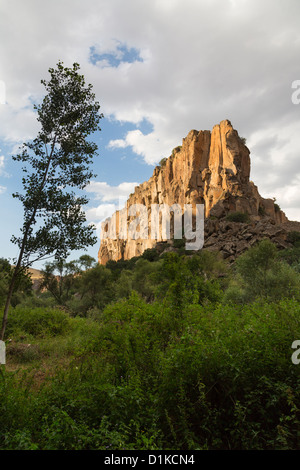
[98,119,293,264]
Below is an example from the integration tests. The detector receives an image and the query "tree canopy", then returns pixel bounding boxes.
[1,61,102,339]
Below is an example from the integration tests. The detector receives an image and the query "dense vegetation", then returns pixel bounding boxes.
[1,237,300,450]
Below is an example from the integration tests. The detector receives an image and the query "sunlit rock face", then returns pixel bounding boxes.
[98,120,288,264]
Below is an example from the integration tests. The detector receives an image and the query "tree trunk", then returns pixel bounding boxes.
[0,265,20,340]
[1,138,58,340]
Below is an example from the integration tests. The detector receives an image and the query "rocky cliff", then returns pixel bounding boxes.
[99,119,290,264]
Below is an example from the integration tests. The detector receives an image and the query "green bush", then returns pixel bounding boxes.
[287,231,300,247]
[1,306,71,338]
[159,157,167,167]
[279,246,300,272]
[226,211,250,223]
[171,146,182,157]
[173,238,185,249]
[274,203,281,212]
[142,248,160,262]
[1,297,300,449]
[225,239,300,303]
[1,240,300,450]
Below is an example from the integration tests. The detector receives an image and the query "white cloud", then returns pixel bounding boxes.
[0,155,4,172]
[247,119,300,217]
[284,207,300,222]
[85,203,118,222]
[0,154,10,178]
[0,106,39,144]
[85,180,139,238]
[108,129,174,165]
[85,181,139,202]
[0,0,299,220]
[0,185,6,194]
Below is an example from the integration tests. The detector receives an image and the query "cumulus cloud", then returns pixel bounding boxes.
[108,129,174,165]
[85,181,139,202]
[85,203,117,222]
[0,154,10,178]
[0,0,300,220]
[248,120,300,220]
[84,181,139,237]
[0,152,7,193]
[0,155,4,172]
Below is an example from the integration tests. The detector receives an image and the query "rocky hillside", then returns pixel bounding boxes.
[99,119,298,264]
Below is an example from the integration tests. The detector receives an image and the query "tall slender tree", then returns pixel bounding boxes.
[0,61,103,339]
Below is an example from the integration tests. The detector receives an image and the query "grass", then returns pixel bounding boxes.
[1,296,300,450]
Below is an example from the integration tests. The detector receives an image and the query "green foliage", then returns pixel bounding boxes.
[278,246,300,273]
[224,239,300,303]
[71,264,114,314]
[1,62,102,340]
[2,241,300,450]
[153,252,224,309]
[131,259,158,302]
[173,238,185,249]
[171,146,182,157]
[77,255,96,270]
[11,62,102,266]
[0,259,33,307]
[226,211,250,223]
[287,231,300,247]
[0,297,300,449]
[2,306,71,338]
[274,203,281,212]
[142,248,160,262]
[40,259,79,305]
[159,157,167,167]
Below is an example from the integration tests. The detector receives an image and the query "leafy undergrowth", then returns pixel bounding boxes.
[1,295,300,450]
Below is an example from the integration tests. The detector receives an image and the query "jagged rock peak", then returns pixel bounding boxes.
[98,120,288,264]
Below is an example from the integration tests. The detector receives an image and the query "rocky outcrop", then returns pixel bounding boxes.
[99,120,289,264]
[202,218,300,263]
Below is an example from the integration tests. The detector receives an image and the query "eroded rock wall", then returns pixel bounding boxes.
[99,120,287,264]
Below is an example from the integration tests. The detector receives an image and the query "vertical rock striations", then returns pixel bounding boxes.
[99,120,288,264]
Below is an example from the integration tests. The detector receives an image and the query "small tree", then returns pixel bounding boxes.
[77,254,96,270]
[226,239,300,302]
[0,61,103,339]
[40,259,80,306]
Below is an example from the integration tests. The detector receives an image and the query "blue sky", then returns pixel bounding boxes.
[0,0,300,269]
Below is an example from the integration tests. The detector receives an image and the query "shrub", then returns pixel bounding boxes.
[173,238,185,249]
[229,239,300,302]
[226,211,250,223]
[287,231,300,247]
[171,146,182,157]
[159,157,167,167]
[278,246,300,272]
[142,248,160,262]
[274,203,281,212]
[1,306,71,338]
[1,296,300,449]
